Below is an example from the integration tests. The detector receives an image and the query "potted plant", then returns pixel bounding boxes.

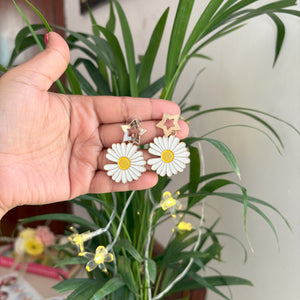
[1,0,299,299]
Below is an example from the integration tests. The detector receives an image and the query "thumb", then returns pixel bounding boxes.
[12,32,70,91]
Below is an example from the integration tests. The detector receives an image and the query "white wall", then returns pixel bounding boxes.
[65,1,300,299]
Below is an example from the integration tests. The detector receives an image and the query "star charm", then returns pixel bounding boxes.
[121,119,147,145]
[156,113,181,137]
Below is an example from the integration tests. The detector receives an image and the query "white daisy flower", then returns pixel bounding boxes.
[147,135,190,177]
[104,143,146,184]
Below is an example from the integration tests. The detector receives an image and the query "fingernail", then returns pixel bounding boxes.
[44,33,49,46]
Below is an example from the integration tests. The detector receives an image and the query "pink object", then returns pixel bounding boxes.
[35,226,56,246]
[0,245,78,280]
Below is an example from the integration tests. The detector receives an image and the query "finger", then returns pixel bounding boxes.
[10,32,69,91]
[75,96,181,124]
[89,171,158,194]
[99,119,189,148]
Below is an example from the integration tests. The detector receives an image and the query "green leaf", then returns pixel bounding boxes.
[0,64,7,72]
[268,13,285,66]
[114,1,138,96]
[66,279,102,300]
[55,26,116,72]
[74,58,112,95]
[204,275,253,287]
[138,8,169,93]
[139,76,165,98]
[94,25,129,95]
[20,213,98,229]
[117,256,138,295]
[201,138,240,178]
[24,0,52,31]
[165,0,195,90]
[187,272,231,300]
[7,24,44,67]
[53,278,94,293]
[200,124,283,155]
[169,274,252,295]
[114,239,143,262]
[13,1,64,94]
[181,0,224,60]
[188,146,201,194]
[181,105,202,114]
[147,258,157,284]
[218,192,291,232]
[106,0,116,32]
[65,65,83,95]
[91,278,125,300]
[71,65,97,95]
[54,257,89,268]
[182,191,283,247]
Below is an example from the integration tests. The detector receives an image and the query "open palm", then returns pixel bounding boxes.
[0,32,188,218]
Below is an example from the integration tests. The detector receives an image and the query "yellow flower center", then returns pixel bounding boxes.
[118,157,131,170]
[161,150,174,163]
[24,238,44,256]
[94,253,105,264]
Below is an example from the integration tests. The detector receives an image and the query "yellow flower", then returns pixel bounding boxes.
[68,227,91,253]
[19,228,36,239]
[79,246,114,273]
[24,238,44,256]
[160,191,182,216]
[176,221,193,232]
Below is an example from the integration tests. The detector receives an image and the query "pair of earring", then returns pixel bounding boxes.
[104,113,190,184]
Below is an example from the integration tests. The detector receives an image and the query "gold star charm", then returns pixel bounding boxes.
[156,113,181,137]
[121,119,147,145]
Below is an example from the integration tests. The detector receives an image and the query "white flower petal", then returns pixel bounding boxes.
[112,168,121,181]
[128,168,139,180]
[168,135,178,150]
[148,147,161,156]
[112,143,122,157]
[147,158,161,166]
[131,150,143,161]
[107,148,119,159]
[107,167,119,176]
[176,157,190,164]
[132,160,146,166]
[174,148,189,156]
[125,170,133,182]
[166,163,172,177]
[125,143,133,156]
[104,164,118,171]
[163,136,169,149]
[121,171,127,184]
[149,142,163,154]
[157,163,167,176]
[132,165,146,173]
[172,159,185,171]
[116,143,123,156]
[106,153,119,163]
[127,144,137,158]
[121,143,127,156]
[115,170,123,183]
[170,162,179,175]
[154,137,164,151]
[174,142,186,152]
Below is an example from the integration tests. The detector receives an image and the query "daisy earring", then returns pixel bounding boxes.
[104,119,147,184]
[147,113,190,177]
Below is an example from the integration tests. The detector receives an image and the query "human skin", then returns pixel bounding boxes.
[0,32,189,218]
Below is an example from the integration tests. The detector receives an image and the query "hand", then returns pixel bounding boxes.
[0,32,188,218]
